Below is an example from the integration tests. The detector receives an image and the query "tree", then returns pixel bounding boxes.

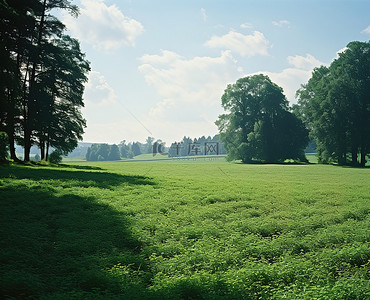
[131,142,141,156]
[86,143,122,161]
[49,150,63,164]
[0,0,88,162]
[33,35,89,160]
[0,132,9,161]
[119,140,130,158]
[0,0,35,161]
[145,136,155,154]
[216,74,308,163]
[108,144,121,161]
[296,41,370,166]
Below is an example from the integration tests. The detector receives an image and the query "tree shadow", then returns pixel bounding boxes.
[234,160,312,166]
[0,168,158,299]
[330,163,370,169]
[0,164,156,189]
[0,165,276,299]
[59,163,104,171]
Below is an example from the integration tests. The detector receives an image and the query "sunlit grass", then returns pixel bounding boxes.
[1,160,369,299]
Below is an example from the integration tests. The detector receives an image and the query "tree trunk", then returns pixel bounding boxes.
[8,128,18,161]
[6,90,18,161]
[46,134,50,161]
[24,131,31,161]
[40,141,45,160]
[24,0,47,161]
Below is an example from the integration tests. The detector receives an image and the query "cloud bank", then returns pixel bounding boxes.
[139,50,243,119]
[205,31,271,57]
[63,0,143,51]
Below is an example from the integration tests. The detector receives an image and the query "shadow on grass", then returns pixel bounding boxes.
[58,163,104,171]
[0,165,265,299]
[0,164,155,189]
[331,164,370,169]
[233,160,312,166]
[0,165,159,299]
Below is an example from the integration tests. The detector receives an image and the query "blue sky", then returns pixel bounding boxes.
[62,0,370,144]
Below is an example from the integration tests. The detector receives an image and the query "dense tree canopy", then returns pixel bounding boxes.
[86,144,121,161]
[216,74,308,163]
[131,142,142,157]
[295,41,370,166]
[0,0,89,162]
[168,134,226,157]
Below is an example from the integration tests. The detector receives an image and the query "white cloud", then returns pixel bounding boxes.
[272,20,290,27]
[138,50,242,131]
[246,54,324,103]
[249,68,313,104]
[63,0,143,51]
[83,71,117,106]
[83,60,318,143]
[140,50,183,66]
[361,25,370,34]
[138,49,326,141]
[240,22,253,29]
[205,30,271,57]
[287,54,324,70]
[201,8,207,23]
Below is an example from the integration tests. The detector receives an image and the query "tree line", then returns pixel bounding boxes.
[85,135,227,161]
[85,137,164,161]
[0,0,90,162]
[168,134,226,157]
[217,41,369,166]
[294,41,370,166]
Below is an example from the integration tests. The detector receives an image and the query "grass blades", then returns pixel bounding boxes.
[0,161,369,299]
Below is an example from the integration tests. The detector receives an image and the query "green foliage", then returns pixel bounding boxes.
[131,142,142,157]
[48,150,63,164]
[86,143,122,161]
[168,134,227,157]
[0,0,89,161]
[145,136,155,154]
[216,75,308,163]
[119,140,130,158]
[108,144,121,161]
[0,131,9,161]
[296,41,370,166]
[0,161,369,299]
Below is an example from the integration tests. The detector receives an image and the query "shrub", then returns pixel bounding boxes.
[49,150,63,164]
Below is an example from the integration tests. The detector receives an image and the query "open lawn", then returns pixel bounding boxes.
[0,160,369,299]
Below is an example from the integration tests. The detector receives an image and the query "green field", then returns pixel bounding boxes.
[0,159,369,299]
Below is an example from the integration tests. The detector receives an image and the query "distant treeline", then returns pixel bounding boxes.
[168,134,227,157]
[85,137,164,161]
[85,135,228,161]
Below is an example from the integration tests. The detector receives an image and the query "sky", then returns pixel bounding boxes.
[61,0,370,145]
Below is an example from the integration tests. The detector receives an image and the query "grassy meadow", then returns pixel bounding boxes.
[0,158,369,299]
